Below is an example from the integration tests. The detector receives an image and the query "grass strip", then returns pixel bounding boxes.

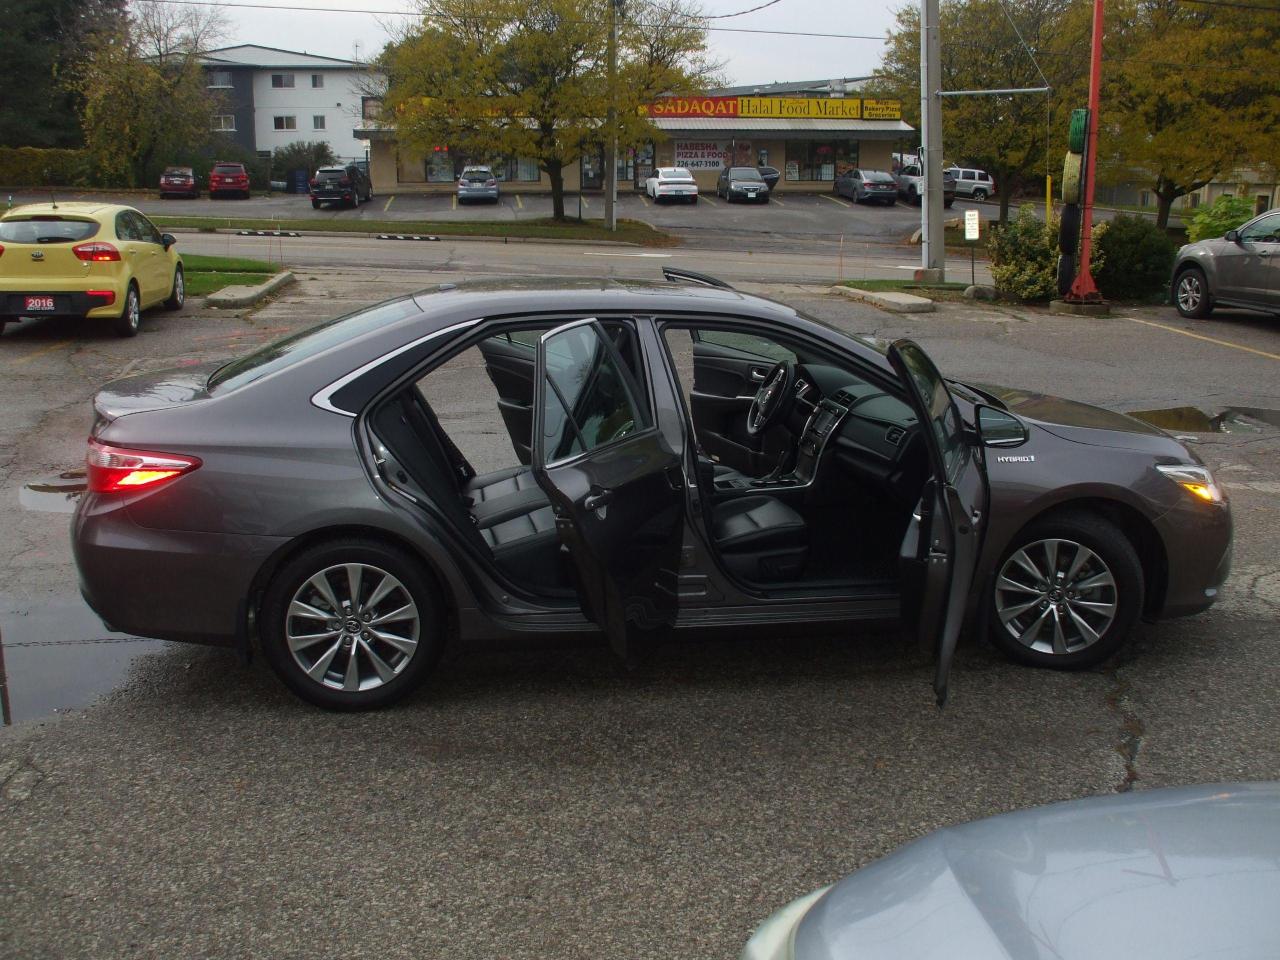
[152,215,676,247]
[184,271,277,297]
[182,253,280,274]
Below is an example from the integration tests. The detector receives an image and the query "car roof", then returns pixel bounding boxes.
[1,201,132,219]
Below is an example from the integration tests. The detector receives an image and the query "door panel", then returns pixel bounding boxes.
[690,335,793,475]
[888,339,988,706]
[533,319,684,657]
[477,333,538,464]
[1218,214,1280,304]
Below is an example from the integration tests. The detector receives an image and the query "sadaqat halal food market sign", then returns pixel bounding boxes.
[647,96,903,121]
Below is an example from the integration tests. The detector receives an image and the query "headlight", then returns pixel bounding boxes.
[1157,464,1226,503]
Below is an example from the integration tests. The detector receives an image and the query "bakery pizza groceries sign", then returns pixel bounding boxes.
[647,96,902,121]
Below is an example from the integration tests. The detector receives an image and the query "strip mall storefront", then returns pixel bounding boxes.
[359,94,910,195]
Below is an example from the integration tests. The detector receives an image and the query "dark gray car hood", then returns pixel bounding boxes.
[975,383,1189,456]
[794,782,1280,960]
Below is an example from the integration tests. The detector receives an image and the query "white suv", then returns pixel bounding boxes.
[949,167,997,200]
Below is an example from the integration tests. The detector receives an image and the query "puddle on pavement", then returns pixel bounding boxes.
[0,600,165,726]
[20,469,87,514]
[1126,406,1277,434]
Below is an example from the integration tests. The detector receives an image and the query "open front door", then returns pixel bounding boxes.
[532,318,685,658]
[888,339,988,706]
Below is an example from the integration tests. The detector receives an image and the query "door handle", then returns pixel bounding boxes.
[749,367,768,381]
[583,489,613,511]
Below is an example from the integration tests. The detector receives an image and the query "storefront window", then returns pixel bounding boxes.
[785,141,859,182]
[425,147,455,183]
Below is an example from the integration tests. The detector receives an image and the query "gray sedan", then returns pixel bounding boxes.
[834,169,898,205]
[1172,207,1280,318]
[743,782,1280,960]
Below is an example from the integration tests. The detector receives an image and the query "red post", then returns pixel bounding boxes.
[1068,0,1104,301]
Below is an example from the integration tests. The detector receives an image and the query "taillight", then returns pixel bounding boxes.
[485,178,497,187]
[85,439,201,492]
[86,290,116,305]
[73,242,121,262]
[0,243,4,257]
[309,178,318,188]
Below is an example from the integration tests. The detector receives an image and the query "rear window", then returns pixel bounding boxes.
[164,167,193,176]
[461,169,491,179]
[316,168,347,179]
[865,171,895,182]
[213,164,245,175]
[0,217,99,244]
[208,298,423,394]
[663,168,693,180]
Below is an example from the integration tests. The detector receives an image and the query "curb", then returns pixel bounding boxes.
[205,271,296,309]
[830,285,935,314]
[163,226,645,247]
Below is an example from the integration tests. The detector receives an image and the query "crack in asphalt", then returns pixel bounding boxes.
[1104,660,1145,792]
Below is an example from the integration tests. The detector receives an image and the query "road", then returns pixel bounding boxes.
[1,269,1277,959]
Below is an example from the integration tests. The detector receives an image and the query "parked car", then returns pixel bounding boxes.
[834,168,898,205]
[757,166,781,191]
[310,164,372,209]
[949,165,997,200]
[717,167,769,202]
[158,166,199,199]
[643,167,698,204]
[456,166,499,204]
[208,161,251,199]
[895,163,956,207]
[743,782,1280,960]
[1171,207,1280,319]
[72,269,1231,710]
[0,202,184,338]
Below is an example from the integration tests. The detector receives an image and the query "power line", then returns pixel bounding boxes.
[1175,0,1280,10]
[130,0,886,39]
[702,0,786,18]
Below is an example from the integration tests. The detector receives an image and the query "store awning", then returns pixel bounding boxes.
[652,117,914,139]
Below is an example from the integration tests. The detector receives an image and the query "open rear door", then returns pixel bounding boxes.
[888,339,988,706]
[532,318,685,658]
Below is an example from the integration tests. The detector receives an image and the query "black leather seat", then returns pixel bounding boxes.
[463,466,562,588]
[711,495,808,582]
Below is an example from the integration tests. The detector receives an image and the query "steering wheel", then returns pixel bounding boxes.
[747,361,795,437]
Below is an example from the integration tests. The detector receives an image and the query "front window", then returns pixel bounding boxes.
[786,141,859,182]
[274,115,297,131]
[211,115,235,132]
[271,73,294,88]
[312,115,326,130]
[896,343,963,480]
[1240,214,1280,243]
[311,74,324,88]
[207,70,233,88]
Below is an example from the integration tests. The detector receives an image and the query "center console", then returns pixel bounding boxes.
[713,396,851,493]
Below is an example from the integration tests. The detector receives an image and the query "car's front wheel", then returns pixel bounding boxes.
[112,283,141,338]
[988,513,1144,669]
[1174,266,1213,319]
[260,539,444,710]
[164,266,184,311]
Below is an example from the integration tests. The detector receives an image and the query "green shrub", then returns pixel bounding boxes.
[1187,195,1255,243]
[272,141,338,177]
[1093,214,1176,301]
[988,204,1106,301]
[0,147,92,187]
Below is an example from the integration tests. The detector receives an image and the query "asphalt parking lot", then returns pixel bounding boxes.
[1,267,1277,958]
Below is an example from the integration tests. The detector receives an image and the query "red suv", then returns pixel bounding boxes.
[208,162,251,199]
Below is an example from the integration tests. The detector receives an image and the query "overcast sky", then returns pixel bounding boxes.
[211,0,899,87]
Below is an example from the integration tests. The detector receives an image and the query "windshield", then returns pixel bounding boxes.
[0,217,99,244]
[729,168,762,181]
[208,297,423,394]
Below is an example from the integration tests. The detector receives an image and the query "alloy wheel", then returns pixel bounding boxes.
[1177,273,1203,313]
[995,538,1118,655]
[285,562,420,692]
[125,289,140,330]
[174,270,184,306]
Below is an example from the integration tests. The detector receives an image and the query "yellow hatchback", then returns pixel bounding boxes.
[0,202,184,338]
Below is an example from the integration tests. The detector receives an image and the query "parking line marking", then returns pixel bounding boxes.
[822,194,852,207]
[7,339,72,365]
[771,196,786,205]
[1123,316,1280,362]
[583,252,672,258]
[383,195,395,211]
[581,196,590,209]
[452,195,457,210]
[701,195,717,206]
[515,194,523,209]
[640,195,649,207]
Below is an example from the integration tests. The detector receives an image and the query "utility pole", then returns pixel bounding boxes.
[918,0,944,282]
[604,0,621,232]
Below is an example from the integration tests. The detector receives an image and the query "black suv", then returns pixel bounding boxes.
[310,164,373,209]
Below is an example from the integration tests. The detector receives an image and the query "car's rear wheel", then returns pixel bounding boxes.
[311,199,320,210]
[973,188,988,201]
[113,283,141,338]
[1174,266,1213,319]
[988,513,1143,670]
[164,266,184,311]
[261,539,444,710]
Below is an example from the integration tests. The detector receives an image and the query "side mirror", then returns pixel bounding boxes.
[976,404,1029,447]
[161,233,176,250]
[1224,229,1241,243]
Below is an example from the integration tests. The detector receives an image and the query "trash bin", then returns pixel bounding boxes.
[290,169,309,195]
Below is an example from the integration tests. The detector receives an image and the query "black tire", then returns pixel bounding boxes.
[887,199,896,207]
[972,188,988,201]
[690,196,698,204]
[987,512,1144,670]
[1058,203,1081,255]
[311,199,320,209]
[112,283,141,338]
[1173,265,1213,319]
[1057,253,1076,296]
[163,266,185,311]
[908,185,920,206]
[944,197,954,209]
[260,538,444,710]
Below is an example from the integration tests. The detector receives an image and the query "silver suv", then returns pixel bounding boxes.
[1171,208,1280,318]
[949,166,997,200]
